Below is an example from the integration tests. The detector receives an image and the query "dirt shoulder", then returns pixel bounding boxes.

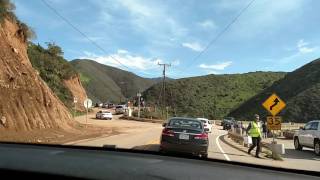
[0,108,119,144]
[0,123,119,144]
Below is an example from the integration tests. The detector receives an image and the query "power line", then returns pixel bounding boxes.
[180,0,256,72]
[41,0,131,71]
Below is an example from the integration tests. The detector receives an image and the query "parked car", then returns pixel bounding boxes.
[96,110,113,120]
[293,120,320,155]
[102,103,108,108]
[197,118,212,133]
[115,105,127,114]
[95,102,103,107]
[108,103,115,109]
[160,117,209,158]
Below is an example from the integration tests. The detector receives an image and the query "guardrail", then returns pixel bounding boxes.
[120,116,164,124]
[228,130,272,152]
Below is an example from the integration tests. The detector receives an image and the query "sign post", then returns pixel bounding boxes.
[83,98,92,128]
[262,93,286,158]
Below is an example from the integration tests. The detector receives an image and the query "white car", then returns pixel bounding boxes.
[96,111,113,120]
[197,118,212,133]
[293,120,320,155]
[115,105,127,114]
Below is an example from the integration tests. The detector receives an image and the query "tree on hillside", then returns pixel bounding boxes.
[0,0,15,19]
[46,42,64,57]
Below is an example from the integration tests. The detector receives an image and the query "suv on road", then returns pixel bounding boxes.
[293,120,320,155]
[223,119,237,130]
[221,117,235,126]
[115,105,127,114]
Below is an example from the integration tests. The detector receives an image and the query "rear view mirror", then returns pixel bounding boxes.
[162,123,167,127]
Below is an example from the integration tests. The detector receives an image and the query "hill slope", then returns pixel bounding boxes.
[229,59,320,123]
[0,9,73,131]
[71,59,158,103]
[143,72,286,119]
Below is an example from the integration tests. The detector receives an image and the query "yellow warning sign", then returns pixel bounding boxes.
[262,93,286,116]
[267,116,282,130]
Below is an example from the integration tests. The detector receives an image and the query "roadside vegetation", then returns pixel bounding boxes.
[28,42,77,109]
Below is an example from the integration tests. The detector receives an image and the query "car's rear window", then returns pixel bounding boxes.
[102,111,110,113]
[200,120,207,123]
[169,119,202,129]
[116,106,123,108]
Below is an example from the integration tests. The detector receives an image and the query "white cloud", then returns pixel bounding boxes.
[171,59,180,66]
[271,39,317,64]
[199,20,216,29]
[220,0,306,39]
[199,61,232,70]
[95,0,188,46]
[117,49,128,54]
[80,50,167,71]
[182,42,204,52]
[297,39,316,54]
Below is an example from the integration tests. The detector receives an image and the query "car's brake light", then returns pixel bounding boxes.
[162,128,174,137]
[194,133,208,140]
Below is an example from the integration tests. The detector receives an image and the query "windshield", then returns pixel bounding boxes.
[168,119,202,129]
[1,0,320,174]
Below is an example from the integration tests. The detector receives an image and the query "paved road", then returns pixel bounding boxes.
[67,111,320,172]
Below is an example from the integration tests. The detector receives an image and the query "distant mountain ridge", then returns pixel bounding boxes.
[143,71,286,119]
[71,59,161,103]
[229,58,320,123]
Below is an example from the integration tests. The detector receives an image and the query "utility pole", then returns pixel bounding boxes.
[137,92,141,118]
[158,62,171,120]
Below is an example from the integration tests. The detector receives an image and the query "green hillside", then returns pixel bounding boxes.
[28,42,77,109]
[143,72,286,119]
[71,59,158,103]
[229,58,320,123]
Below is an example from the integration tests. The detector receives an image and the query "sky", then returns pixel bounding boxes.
[12,0,320,78]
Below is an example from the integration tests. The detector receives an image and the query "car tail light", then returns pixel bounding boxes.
[194,133,208,140]
[162,128,174,137]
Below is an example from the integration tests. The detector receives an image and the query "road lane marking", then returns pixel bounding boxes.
[216,135,231,161]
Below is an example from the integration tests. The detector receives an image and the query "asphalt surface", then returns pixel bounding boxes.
[66,109,320,172]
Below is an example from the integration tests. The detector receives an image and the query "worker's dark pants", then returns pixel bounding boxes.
[248,136,261,157]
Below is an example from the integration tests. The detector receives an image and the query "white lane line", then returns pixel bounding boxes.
[216,135,231,161]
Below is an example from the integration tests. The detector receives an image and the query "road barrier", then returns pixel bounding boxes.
[120,116,164,124]
[228,129,283,160]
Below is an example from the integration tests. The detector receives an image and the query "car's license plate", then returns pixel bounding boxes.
[179,134,189,140]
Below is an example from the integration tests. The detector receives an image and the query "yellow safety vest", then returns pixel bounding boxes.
[249,121,261,137]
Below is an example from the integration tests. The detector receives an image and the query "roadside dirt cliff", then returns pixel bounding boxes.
[63,75,87,111]
[0,18,74,131]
